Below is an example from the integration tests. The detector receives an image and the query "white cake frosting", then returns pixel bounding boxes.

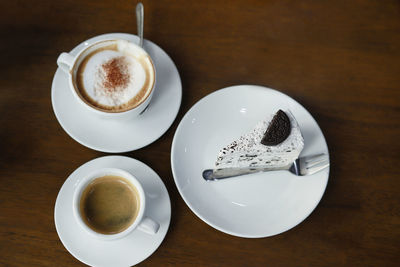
[215,111,304,168]
[81,40,148,107]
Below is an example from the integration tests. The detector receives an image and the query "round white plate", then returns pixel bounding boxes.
[171,85,329,238]
[51,33,182,152]
[54,156,171,267]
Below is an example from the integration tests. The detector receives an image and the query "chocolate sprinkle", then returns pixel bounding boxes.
[261,110,291,146]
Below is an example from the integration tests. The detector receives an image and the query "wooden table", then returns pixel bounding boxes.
[1,0,399,266]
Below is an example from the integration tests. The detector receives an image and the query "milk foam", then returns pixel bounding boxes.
[80,40,149,109]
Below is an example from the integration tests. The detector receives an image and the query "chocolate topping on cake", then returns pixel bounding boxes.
[261,110,291,146]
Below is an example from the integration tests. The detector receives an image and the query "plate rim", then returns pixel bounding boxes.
[171,84,330,238]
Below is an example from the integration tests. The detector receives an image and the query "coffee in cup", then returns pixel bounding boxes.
[79,175,140,234]
[57,39,156,118]
[73,168,159,240]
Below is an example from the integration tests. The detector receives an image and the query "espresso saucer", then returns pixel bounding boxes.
[54,156,171,267]
[171,85,330,238]
[51,33,182,152]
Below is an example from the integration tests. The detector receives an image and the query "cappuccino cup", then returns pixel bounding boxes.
[72,168,160,240]
[57,39,156,119]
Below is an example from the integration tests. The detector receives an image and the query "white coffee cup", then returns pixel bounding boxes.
[72,168,159,240]
[57,39,156,120]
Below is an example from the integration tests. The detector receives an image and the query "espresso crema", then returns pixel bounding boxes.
[79,175,140,234]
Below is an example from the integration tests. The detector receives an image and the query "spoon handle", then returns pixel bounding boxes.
[202,165,291,181]
[136,2,144,47]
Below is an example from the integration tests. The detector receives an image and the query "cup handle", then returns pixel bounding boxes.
[137,216,160,235]
[57,52,74,74]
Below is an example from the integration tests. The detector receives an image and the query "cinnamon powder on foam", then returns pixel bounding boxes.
[101,56,130,92]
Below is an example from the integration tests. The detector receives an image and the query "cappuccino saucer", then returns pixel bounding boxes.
[171,85,329,238]
[54,156,171,267]
[51,33,182,152]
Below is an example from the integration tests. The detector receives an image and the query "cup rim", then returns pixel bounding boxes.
[72,167,146,241]
[68,38,156,115]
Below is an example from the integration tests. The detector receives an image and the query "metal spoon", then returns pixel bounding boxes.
[202,154,329,181]
[136,2,144,48]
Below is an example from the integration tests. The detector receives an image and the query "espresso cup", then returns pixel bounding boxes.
[72,168,160,240]
[57,38,156,120]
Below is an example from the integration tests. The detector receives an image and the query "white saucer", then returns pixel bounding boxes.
[54,156,171,267]
[51,33,182,152]
[171,85,329,238]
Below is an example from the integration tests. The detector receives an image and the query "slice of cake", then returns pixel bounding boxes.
[215,110,304,168]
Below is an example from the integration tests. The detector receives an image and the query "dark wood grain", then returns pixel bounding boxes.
[1,0,399,266]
